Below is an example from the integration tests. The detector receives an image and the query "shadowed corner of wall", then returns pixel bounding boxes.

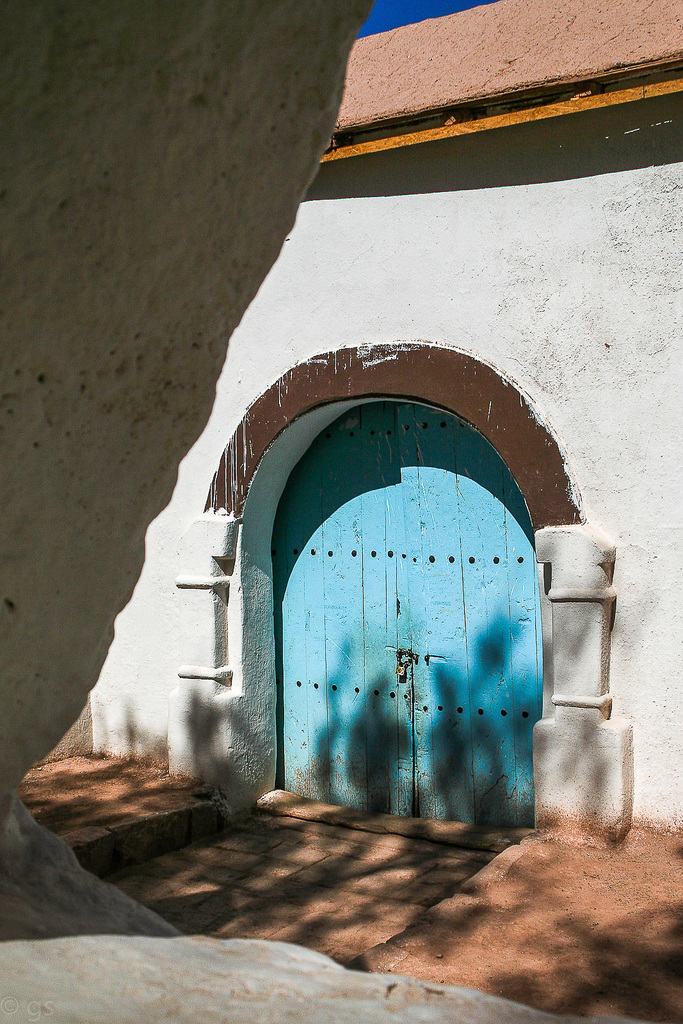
[34,698,94,766]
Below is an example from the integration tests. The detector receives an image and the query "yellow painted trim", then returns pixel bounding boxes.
[323,76,683,162]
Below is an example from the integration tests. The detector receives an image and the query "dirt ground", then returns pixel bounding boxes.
[354,828,683,1024]
[18,755,202,834]
[18,757,683,1022]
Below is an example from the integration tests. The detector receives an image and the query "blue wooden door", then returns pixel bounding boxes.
[272,401,542,826]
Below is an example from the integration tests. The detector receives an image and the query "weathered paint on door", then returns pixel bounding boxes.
[272,402,542,826]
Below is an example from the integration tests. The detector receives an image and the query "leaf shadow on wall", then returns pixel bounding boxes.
[289,605,536,829]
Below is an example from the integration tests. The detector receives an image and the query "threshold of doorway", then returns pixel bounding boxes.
[257,790,533,855]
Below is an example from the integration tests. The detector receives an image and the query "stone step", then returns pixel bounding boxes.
[257,790,533,854]
[61,797,225,877]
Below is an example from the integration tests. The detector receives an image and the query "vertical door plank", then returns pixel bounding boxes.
[361,403,397,813]
[321,412,367,809]
[410,405,473,822]
[280,443,326,800]
[304,453,329,802]
[396,404,426,816]
[278,460,309,796]
[389,405,414,816]
[272,504,286,789]
[503,463,543,825]
[455,418,519,826]
[380,404,405,814]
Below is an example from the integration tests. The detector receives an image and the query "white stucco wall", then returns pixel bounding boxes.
[92,94,683,826]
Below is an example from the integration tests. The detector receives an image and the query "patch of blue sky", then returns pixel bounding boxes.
[359,0,502,38]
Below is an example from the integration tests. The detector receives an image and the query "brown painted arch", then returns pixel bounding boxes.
[206,344,582,529]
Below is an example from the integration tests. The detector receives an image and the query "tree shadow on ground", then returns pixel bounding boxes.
[19,750,201,835]
[481,838,683,1023]
[350,831,683,1023]
[110,809,493,965]
[109,814,683,1024]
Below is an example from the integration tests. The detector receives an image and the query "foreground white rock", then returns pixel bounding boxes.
[0,0,370,796]
[0,799,176,941]
[0,0,368,941]
[3,934,645,1024]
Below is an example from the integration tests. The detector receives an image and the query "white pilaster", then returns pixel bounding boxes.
[533,525,633,838]
[167,513,238,778]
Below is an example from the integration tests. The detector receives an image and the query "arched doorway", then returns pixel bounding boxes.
[173,344,629,837]
[272,400,542,827]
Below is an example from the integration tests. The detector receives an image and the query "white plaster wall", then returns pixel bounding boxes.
[93,95,683,825]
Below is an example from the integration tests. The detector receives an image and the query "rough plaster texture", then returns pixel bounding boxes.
[339,0,683,131]
[0,0,371,796]
[93,94,683,827]
[536,525,616,702]
[6,7,653,1024]
[534,710,633,839]
[1,935,644,1024]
